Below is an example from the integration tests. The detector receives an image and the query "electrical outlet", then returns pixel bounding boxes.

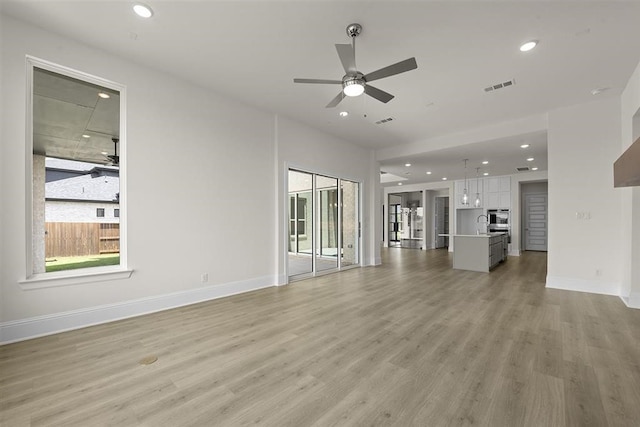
[201,273,209,283]
[576,211,591,220]
[595,269,602,277]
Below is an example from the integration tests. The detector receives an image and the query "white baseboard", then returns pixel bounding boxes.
[509,249,521,256]
[546,275,621,297]
[0,275,276,345]
[620,292,640,309]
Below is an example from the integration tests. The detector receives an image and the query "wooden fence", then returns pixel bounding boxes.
[45,222,120,257]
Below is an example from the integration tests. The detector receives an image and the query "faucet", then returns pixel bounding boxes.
[476,214,489,234]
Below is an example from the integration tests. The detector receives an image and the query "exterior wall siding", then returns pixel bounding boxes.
[46,201,120,224]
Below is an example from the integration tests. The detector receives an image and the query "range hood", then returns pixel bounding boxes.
[614,136,640,188]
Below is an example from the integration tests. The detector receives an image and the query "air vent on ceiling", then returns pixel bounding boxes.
[516,166,530,172]
[484,79,516,93]
[375,117,395,125]
[380,171,388,175]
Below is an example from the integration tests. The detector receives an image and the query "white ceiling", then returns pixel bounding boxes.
[5,1,640,183]
[381,129,548,187]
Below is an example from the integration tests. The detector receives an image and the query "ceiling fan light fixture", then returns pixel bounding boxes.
[343,79,365,97]
[133,3,153,18]
[519,40,538,52]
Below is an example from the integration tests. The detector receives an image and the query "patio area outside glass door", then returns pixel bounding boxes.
[315,175,339,272]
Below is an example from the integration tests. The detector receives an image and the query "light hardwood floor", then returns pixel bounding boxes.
[2,249,640,426]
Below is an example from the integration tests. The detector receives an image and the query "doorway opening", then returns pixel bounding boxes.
[288,169,360,280]
[388,191,423,249]
[521,181,548,252]
[434,196,450,249]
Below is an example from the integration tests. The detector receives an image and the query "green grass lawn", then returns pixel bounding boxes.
[45,254,120,272]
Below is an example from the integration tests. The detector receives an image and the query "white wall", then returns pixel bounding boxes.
[620,58,640,308]
[275,115,378,282]
[0,15,376,342]
[546,97,623,296]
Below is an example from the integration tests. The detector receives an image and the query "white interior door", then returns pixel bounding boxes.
[524,193,548,251]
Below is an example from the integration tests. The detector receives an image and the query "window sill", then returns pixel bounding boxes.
[19,267,133,290]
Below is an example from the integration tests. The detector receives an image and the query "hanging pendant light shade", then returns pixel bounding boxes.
[474,167,481,207]
[461,159,469,206]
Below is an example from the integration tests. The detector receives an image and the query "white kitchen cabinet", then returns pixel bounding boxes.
[487,192,500,209]
[499,191,511,209]
[484,176,511,209]
[486,177,500,193]
[453,233,506,272]
[499,176,511,192]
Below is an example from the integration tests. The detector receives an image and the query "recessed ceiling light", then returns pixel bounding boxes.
[98,92,110,99]
[442,177,447,181]
[133,3,153,18]
[339,111,348,117]
[426,171,432,175]
[82,134,90,138]
[483,172,489,176]
[482,160,489,165]
[101,151,108,155]
[520,144,530,149]
[405,163,411,167]
[527,157,534,162]
[398,182,403,186]
[519,40,538,52]
[532,167,539,171]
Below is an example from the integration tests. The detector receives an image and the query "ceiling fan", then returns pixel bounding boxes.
[103,137,119,166]
[294,23,418,108]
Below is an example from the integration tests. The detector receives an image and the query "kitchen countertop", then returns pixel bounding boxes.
[453,232,506,238]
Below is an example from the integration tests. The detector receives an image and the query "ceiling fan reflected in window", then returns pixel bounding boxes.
[293,23,418,108]
[103,137,119,166]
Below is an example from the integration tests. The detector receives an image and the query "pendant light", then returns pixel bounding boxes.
[461,159,469,206]
[474,167,481,207]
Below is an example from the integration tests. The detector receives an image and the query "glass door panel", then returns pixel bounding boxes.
[341,179,359,267]
[315,175,338,272]
[288,170,313,277]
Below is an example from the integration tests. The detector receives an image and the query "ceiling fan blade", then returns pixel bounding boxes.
[335,44,357,74]
[294,78,342,84]
[325,91,345,108]
[365,85,394,103]
[364,57,418,83]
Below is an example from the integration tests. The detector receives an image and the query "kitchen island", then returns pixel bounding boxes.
[453,233,508,272]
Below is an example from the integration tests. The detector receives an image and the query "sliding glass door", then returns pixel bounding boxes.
[288,170,313,276]
[288,169,360,279]
[316,175,338,272]
[341,179,359,267]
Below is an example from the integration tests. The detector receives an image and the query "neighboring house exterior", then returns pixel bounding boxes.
[45,158,120,224]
